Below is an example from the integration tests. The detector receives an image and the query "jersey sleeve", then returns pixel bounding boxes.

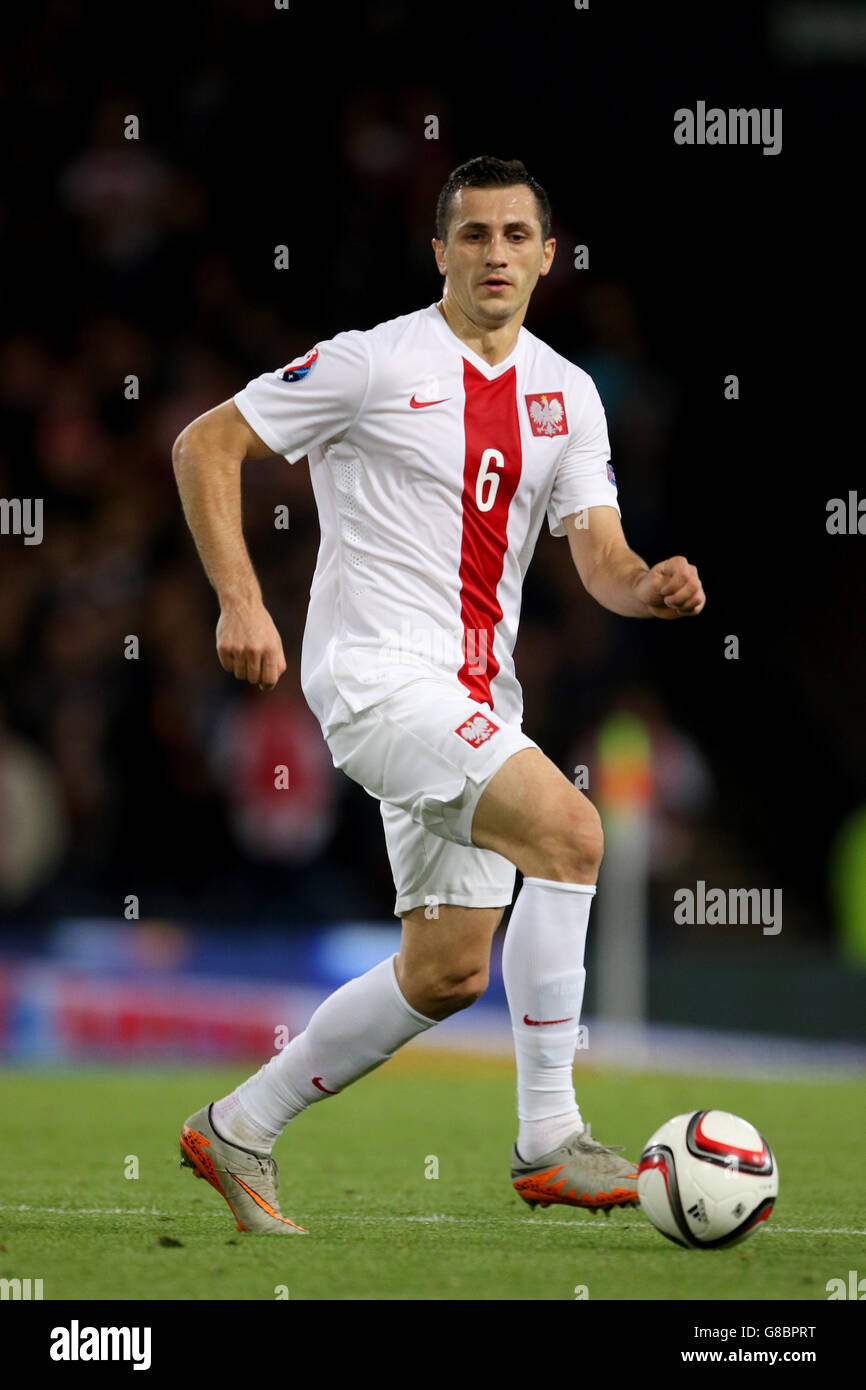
[233,330,371,463]
[546,375,620,537]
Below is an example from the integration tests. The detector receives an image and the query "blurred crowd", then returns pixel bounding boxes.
[1,14,839,937]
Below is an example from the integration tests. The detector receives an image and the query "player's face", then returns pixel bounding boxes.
[433,185,555,328]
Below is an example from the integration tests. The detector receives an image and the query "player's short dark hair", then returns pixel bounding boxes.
[435,156,552,243]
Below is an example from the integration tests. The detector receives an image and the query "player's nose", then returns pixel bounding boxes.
[485,233,510,261]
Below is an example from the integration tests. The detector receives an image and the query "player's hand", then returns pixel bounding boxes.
[216,601,287,688]
[633,556,706,619]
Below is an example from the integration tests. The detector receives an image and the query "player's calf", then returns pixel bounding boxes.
[394,902,502,1020]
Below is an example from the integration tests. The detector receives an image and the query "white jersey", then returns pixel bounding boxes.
[234,303,620,737]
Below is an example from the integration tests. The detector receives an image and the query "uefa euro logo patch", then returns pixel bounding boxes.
[525,392,568,437]
[454,713,499,747]
[280,347,319,382]
[607,462,617,485]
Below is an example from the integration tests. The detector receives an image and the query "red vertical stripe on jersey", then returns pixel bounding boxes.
[457,360,522,706]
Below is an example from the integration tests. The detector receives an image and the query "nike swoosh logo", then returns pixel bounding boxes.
[312,1076,338,1095]
[523,1014,575,1026]
[230,1173,307,1230]
[410,394,451,408]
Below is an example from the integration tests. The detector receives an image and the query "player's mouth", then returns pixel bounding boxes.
[479,277,512,292]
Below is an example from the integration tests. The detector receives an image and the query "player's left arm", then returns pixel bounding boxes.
[564,505,706,619]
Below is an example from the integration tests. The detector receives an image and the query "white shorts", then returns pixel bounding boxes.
[325,676,538,917]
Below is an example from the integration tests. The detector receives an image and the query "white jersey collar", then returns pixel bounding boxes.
[426,302,523,378]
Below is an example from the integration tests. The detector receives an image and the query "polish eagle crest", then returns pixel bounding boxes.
[528,394,566,436]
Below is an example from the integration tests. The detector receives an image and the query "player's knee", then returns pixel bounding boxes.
[426,966,489,1017]
[535,799,604,881]
[577,801,605,870]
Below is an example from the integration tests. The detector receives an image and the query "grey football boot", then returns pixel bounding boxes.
[511,1122,640,1214]
[180,1103,307,1234]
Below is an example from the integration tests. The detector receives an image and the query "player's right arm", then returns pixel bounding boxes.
[171,399,287,690]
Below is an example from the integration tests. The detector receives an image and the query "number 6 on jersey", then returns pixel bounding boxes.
[476,448,505,512]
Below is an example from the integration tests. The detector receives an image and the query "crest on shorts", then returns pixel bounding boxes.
[454,713,499,748]
[279,347,319,382]
[525,392,568,437]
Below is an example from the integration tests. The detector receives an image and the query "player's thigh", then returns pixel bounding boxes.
[470,746,603,868]
[397,901,505,993]
[326,678,536,848]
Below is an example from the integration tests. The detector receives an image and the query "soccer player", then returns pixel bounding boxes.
[172,156,706,1234]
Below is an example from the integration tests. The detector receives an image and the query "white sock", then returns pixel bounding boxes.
[210,1091,276,1154]
[502,875,596,1163]
[212,955,436,1153]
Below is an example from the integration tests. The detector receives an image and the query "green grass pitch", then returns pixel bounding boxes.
[1,1050,863,1300]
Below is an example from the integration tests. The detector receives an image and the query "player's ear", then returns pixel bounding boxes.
[539,237,556,276]
[432,237,447,275]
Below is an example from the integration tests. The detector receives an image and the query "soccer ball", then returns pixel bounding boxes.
[637,1110,778,1249]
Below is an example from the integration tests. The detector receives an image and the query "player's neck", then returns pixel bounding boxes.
[436,296,523,366]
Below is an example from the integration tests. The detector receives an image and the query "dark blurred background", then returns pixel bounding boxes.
[0,1,863,1049]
